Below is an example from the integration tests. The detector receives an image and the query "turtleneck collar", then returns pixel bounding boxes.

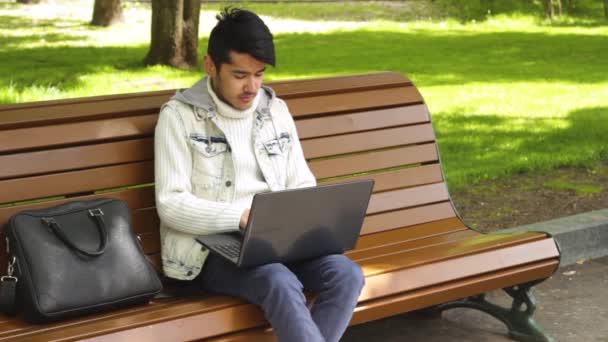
[207,77,260,120]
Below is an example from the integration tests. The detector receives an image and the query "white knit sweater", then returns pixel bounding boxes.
[206,79,271,219]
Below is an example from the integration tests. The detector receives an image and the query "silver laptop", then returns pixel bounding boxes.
[195,179,374,267]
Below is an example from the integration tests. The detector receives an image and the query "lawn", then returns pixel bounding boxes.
[1,0,607,192]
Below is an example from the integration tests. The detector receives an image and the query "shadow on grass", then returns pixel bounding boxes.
[434,106,608,189]
[0,15,90,49]
[1,44,152,96]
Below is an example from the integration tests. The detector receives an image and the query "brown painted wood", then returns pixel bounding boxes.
[0,139,153,180]
[346,229,479,261]
[131,208,160,235]
[366,182,449,215]
[0,92,169,131]
[359,233,550,280]
[0,115,157,155]
[361,202,456,235]
[139,232,161,254]
[288,86,423,118]
[270,72,411,100]
[355,217,466,250]
[301,123,435,159]
[0,187,155,226]
[0,161,154,204]
[295,104,429,140]
[308,143,438,179]
[318,164,444,193]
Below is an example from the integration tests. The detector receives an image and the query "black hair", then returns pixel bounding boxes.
[207,7,275,69]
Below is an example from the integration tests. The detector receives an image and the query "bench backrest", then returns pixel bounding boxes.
[0,72,459,271]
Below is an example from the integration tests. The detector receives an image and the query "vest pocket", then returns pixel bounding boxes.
[189,134,229,200]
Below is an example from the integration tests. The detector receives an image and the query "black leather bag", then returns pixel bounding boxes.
[1,198,162,323]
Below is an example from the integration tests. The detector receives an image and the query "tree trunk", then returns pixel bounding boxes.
[544,0,555,19]
[91,0,123,27]
[556,0,562,16]
[604,0,608,19]
[144,0,201,69]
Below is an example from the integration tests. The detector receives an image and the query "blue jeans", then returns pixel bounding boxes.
[198,253,365,342]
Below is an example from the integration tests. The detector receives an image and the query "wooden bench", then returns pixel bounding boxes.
[0,72,560,341]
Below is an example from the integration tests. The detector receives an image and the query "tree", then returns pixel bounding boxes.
[91,0,123,27]
[604,0,608,19]
[543,0,563,19]
[144,0,201,69]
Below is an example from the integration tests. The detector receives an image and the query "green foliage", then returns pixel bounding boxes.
[1,0,607,192]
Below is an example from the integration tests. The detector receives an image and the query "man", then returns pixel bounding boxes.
[154,8,364,342]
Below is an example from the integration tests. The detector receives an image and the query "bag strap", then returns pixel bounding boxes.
[42,208,108,257]
[0,254,18,316]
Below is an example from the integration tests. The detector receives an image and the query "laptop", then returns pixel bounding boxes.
[195,179,374,267]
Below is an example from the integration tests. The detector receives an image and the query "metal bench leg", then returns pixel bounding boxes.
[431,281,554,342]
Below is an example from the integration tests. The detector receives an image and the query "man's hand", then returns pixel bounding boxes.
[239,208,250,230]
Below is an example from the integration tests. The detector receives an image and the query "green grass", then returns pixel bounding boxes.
[1,0,607,192]
[543,178,603,195]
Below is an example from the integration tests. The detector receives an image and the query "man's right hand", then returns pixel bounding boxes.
[239,208,250,230]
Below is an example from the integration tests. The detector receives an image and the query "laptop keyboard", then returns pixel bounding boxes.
[212,240,242,259]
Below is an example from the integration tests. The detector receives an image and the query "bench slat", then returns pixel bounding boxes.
[360,232,546,278]
[347,229,480,260]
[301,123,436,159]
[362,202,456,235]
[355,217,466,250]
[366,182,449,215]
[0,139,153,180]
[296,104,429,140]
[131,208,160,235]
[319,164,443,193]
[0,115,157,155]
[0,162,154,205]
[309,143,438,179]
[288,86,422,118]
[0,187,156,225]
[269,72,411,100]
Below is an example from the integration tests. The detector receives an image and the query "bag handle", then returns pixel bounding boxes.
[41,209,108,257]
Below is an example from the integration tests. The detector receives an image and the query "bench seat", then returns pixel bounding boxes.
[0,222,557,341]
[0,72,560,341]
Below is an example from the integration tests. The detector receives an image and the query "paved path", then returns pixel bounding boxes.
[343,256,608,342]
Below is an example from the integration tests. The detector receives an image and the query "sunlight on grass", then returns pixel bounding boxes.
[543,179,603,196]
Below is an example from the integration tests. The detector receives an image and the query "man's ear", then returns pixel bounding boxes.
[203,55,216,76]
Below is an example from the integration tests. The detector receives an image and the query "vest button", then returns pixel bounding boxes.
[225,180,232,187]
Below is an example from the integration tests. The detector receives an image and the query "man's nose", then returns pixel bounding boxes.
[244,77,259,93]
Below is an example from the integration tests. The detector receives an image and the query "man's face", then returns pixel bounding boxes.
[204,51,266,110]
